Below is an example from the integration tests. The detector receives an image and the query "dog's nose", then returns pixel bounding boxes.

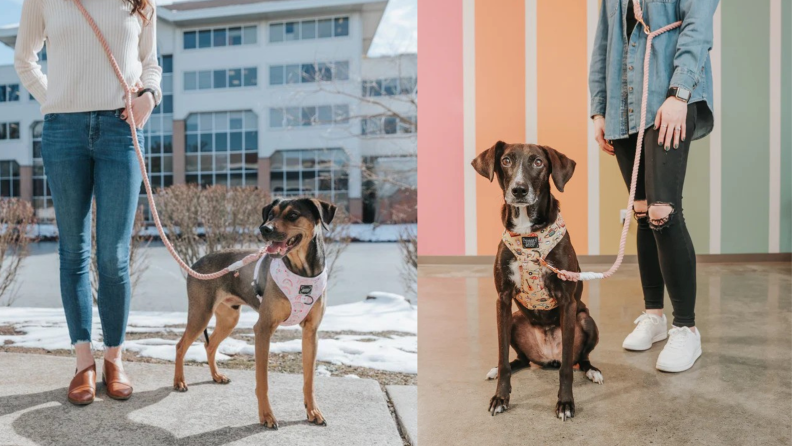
[511,186,528,198]
[260,225,274,235]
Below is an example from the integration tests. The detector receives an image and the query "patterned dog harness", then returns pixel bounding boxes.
[252,255,327,326]
[501,214,567,310]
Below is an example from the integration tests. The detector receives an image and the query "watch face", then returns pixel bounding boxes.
[677,89,691,101]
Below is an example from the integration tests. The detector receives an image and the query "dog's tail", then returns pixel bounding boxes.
[203,328,210,346]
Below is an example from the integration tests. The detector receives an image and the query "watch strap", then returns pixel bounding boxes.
[667,86,690,103]
[137,87,160,106]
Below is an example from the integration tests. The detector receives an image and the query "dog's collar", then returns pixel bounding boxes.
[502,213,567,310]
[251,255,328,326]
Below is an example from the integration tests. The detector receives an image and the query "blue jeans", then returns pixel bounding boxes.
[42,110,143,347]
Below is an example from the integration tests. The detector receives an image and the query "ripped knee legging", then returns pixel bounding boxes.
[611,104,698,328]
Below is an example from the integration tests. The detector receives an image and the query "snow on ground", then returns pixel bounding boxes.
[27,223,417,243]
[0,293,417,374]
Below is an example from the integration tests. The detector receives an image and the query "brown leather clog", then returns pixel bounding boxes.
[68,362,97,405]
[103,359,133,400]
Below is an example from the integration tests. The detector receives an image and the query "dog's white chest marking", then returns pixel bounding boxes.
[510,210,533,234]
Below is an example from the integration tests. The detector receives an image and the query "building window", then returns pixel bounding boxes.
[269,16,349,43]
[183,26,257,50]
[0,84,20,103]
[269,61,349,85]
[362,77,417,97]
[270,149,349,207]
[269,105,349,128]
[361,115,416,136]
[31,121,53,219]
[184,67,257,91]
[0,122,20,140]
[185,111,258,187]
[0,160,20,198]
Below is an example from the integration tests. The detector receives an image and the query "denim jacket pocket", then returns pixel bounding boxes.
[607,0,618,17]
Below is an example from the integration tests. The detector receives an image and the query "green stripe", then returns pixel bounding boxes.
[781,0,792,253]
[685,136,709,254]
[721,0,771,253]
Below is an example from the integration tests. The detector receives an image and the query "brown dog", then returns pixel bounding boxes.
[172,197,336,429]
[472,142,602,421]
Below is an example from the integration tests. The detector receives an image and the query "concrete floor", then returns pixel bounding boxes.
[418,262,791,446]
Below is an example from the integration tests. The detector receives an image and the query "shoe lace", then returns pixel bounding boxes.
[666,326,692,350]
[633,313,659,331]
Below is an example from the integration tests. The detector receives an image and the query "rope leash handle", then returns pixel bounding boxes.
[72,0,266,280]
[550,2,682,282]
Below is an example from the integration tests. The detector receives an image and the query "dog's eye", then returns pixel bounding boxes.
[501,157,512,167]
[288,213,299,221]
[533,159,544,168]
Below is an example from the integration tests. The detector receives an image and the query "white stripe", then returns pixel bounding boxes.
[463,0,477,255]
[709,4,722,254]
[586,0,600,255]
[769,0,782,253]
[525,0,538,143]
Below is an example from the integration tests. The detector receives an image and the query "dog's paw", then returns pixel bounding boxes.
[585,368,604,384]
[260,413,279,430]
[485,367,498,380]
[555,399,575,421]
[488,394,509,416]
[173,379,188,392]
[306,407,327,426]
[212,373,231,384]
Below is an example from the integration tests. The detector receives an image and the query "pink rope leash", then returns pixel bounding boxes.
[72,0,266,280]
[548,1,682,282]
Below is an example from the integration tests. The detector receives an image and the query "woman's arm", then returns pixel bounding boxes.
[14,0,48,105]
[669,0,719,93]
[138,1,162,104]
[656,0,719,150]
[588,0,609,119]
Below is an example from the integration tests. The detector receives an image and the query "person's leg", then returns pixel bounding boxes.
[41,112,95,372]
[612,133,665,312]
[92,111,144,361]
[644,105,698,330]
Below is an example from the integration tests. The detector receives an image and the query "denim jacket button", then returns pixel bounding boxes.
[628,65,634,71]
[631,42,636,47]
[629,86,634,92]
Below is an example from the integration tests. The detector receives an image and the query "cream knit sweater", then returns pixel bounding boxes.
[14,0,162,114]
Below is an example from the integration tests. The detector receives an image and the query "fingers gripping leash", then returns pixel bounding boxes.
[72,0,267,280]
[545,1,682,282]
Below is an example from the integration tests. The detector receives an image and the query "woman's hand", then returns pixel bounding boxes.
[121,92,155,130]
[593,115,614,156]
[654,97,687,150]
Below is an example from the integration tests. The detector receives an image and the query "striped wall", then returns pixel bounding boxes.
[419,0,792,256]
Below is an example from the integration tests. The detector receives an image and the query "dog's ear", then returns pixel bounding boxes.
[261,198,281,222]
[308,199,337,230]
[471,141,507,182]
[540,145,576,193]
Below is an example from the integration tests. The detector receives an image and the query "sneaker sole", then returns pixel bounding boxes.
[623,332,668,351]
[656,346,702,373]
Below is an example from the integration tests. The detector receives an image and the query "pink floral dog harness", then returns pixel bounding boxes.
[501,214,567,310]
[252,255,327,326]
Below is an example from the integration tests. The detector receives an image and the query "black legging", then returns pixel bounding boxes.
[612,103,698,327]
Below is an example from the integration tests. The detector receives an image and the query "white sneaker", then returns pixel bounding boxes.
[656,326,702,373]
[622,312,668,351]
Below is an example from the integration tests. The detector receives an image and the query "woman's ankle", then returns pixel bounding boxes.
[74,343,95,372]
[104,345,124,365]
[645,309,664,318]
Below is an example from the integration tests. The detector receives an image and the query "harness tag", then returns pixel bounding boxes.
[521,236,539,249]
[299,285,313,295]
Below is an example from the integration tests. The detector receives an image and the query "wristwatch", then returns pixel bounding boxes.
[667,86,691,103]
[137,87,161,106]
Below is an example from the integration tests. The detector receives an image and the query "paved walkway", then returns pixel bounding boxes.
[0,353,404,446]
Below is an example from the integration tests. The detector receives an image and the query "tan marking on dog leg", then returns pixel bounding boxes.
[254,316,281,428]
[173,308,213,392]
[206,303,241,384]
[301,299,327,425]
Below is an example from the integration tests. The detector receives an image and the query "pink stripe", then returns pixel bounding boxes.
[417,0,465,256]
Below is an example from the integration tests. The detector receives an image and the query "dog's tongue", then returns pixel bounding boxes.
[266,241,287,255]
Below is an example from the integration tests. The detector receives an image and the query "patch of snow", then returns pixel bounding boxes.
[316,365,331,377]
[0,292,416,374]
[344,374,361,379]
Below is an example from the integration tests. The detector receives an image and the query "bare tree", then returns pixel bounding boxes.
[398,226,417,298]
[0,199,35,306]
[323,208,352,283]
[90,203,152,303]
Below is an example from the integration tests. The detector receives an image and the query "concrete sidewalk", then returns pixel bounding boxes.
[0,353,403,446]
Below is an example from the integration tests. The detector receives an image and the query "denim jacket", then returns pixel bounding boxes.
[589,0,718,141]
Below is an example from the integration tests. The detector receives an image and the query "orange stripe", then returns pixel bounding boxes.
[536,0,589,254]
[475,0,526,255]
